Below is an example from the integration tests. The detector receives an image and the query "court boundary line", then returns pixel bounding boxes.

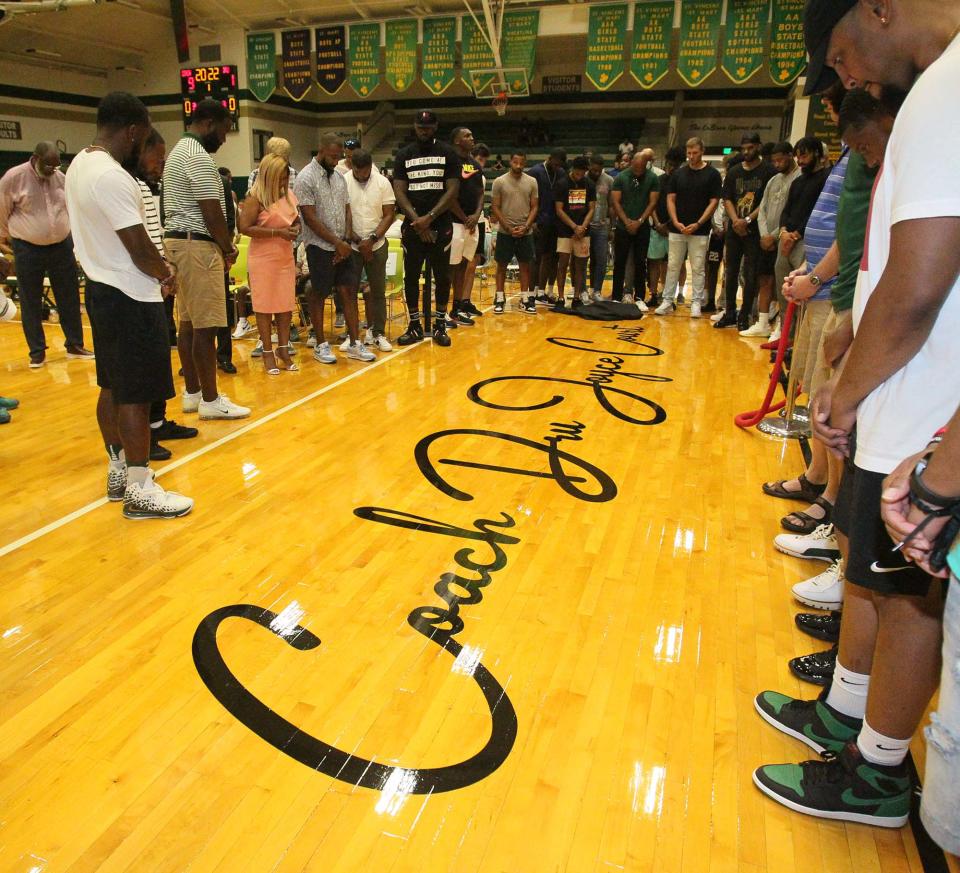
[0,295,517,559]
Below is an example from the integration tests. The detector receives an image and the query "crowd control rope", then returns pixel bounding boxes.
[734,301,797,429]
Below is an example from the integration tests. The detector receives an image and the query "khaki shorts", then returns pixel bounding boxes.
[165,237,226,329]
[793,298,832,396]
[812,307,852,393]
[556,235,589,258]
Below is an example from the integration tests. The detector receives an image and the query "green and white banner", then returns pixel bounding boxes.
[677,0,722,86]
[500,8,539,92]
[585,4,628,90]
[461,15,496,94]
[246,33,277,102]
[769,0,806,84]
[722,0,767,84]
[384,19,417,92]
[348,22,381,97]
[422,17,457,95]
[630,1,674,89]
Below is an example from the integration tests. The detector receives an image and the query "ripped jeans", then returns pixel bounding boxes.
[922,574,960,855]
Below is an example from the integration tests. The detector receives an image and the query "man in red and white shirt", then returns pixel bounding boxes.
[0,141,94,367]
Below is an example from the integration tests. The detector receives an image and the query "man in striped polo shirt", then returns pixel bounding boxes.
[162,98,249,420]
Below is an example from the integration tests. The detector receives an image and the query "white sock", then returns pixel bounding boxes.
[758,312,770,329]
[857,719,910,767]
[127,465,150,487]
[826,661,870,719]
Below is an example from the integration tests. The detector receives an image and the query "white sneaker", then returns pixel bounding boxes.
[250,339,264,358]
[769,325,782,344]
[198,394,251,420]
[306,334,317,348]
[592,291,604,303]
[774,523,841,563]
[232,317,253,340]
[623,293,634,304]
[122,470,193,520]
[690,302,702,318]
[374,333,392,352]
[792,559,844,610]
[339,336,351,352]
[364,328,375,346]
[654,300,674,316]
[347,341,375,362]
[313,341,336,364]
[182,390,201,413]
[739,322,771,338]
[710,309,726,323]
[637,299,650,313]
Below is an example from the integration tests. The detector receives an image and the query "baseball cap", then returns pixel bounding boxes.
[414,110,438,126]
[803,0,857,96]
[740,132,761,144]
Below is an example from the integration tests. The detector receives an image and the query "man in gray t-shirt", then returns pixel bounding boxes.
[587,155,615,300]
[491,151,539,313]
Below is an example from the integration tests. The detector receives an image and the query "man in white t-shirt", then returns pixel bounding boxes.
[752,0,960,832]
[65,92,192,520]
[344,149,396,352]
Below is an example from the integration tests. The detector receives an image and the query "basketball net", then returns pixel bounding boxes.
[492,90,508,117]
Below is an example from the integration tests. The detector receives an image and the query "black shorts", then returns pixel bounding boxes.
[495,232,536,264]
[534,221,558,258]
[757,248,777,277]
[305,245,361,298]
[86,281,174,405]
[833,457,932,596]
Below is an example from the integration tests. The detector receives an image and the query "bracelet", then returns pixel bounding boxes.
[910,452,960,510]
[934,426,949,439]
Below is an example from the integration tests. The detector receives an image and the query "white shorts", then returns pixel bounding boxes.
[556,235,589,258]
[450,223,480,265]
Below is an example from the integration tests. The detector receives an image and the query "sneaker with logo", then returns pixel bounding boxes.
[795,610,842,643]
[232,317,254,339]
[591,291,604,303]
[443,314,459,330]
[775,523,841,562]
[251,339,264,358]
[182,390,201,414]
[313,341,336,364]
[710,309,726,323]
[740,321,772,338]
[432,322,451,347]
[655,300,675,316]
[373,333,392,352]
[789,644,838,686]
[754,687,861,755]
[453,309,475,326]
[398,321,425,345]
[753,742,911,828]
[535,293,556,307]
[306,331,317,348]
[462,300,483,317]
[347,341,375,362]
[690,302,702,318]
[522,298,537,314]
[494,298,505,314]
[66,345,95,359]
[107,464,127,501]
[792,559,844,610]
[122,470,194,520]
[637,299,650,313]
[198,394,251,420]
[339,336,351,352]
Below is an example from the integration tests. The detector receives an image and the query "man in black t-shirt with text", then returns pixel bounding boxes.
[656,137,722,318]
[553,155,596,307]
[392,110,460,347]
[714,132,776,329]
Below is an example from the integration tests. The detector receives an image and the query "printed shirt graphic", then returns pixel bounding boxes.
[456,157,484,219]
[851,31,960,475]
[392,140,460,219]
[553,175,596,238]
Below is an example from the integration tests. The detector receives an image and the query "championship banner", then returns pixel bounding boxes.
[281,29,312,101]
[769,0,805,84]
[500,8,539,92]
[348,22,381,97]
[461,15,496,93]
[676,0,722,86]
[806,94,843,161]
[246,33,277,102]
[630,1,674,89]
[722,0,767,84]
[385,19,417,92]
[315,25,346,95]
[585,4,628,90]
[422,17,457,95]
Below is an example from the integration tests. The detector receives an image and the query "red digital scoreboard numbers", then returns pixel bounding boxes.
[180,65,239,130]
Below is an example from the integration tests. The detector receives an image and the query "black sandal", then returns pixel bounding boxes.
[762,472,827,503]
[781,496,834,534]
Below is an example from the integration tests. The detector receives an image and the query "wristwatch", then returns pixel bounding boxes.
[809,273,823,288]
[910,451,958,512]
[745,216,753,225]
[368,232,379,242]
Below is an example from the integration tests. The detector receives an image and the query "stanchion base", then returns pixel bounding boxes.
[758,415,812,439]
[780,404,809,423]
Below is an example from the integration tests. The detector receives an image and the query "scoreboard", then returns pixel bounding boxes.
[180,65,239,130]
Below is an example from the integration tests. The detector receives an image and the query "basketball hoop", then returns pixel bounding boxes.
[492,90,508,117]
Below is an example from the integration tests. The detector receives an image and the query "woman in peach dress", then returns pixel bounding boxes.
[237,153,300,374]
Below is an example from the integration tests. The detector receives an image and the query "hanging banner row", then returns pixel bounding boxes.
[587,0,804,91]
[247,11,539,102]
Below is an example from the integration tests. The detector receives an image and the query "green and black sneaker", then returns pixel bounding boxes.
[754,688,861,754]
[753,741,911,828]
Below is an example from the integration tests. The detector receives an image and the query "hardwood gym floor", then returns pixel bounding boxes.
[0,284,947,872]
